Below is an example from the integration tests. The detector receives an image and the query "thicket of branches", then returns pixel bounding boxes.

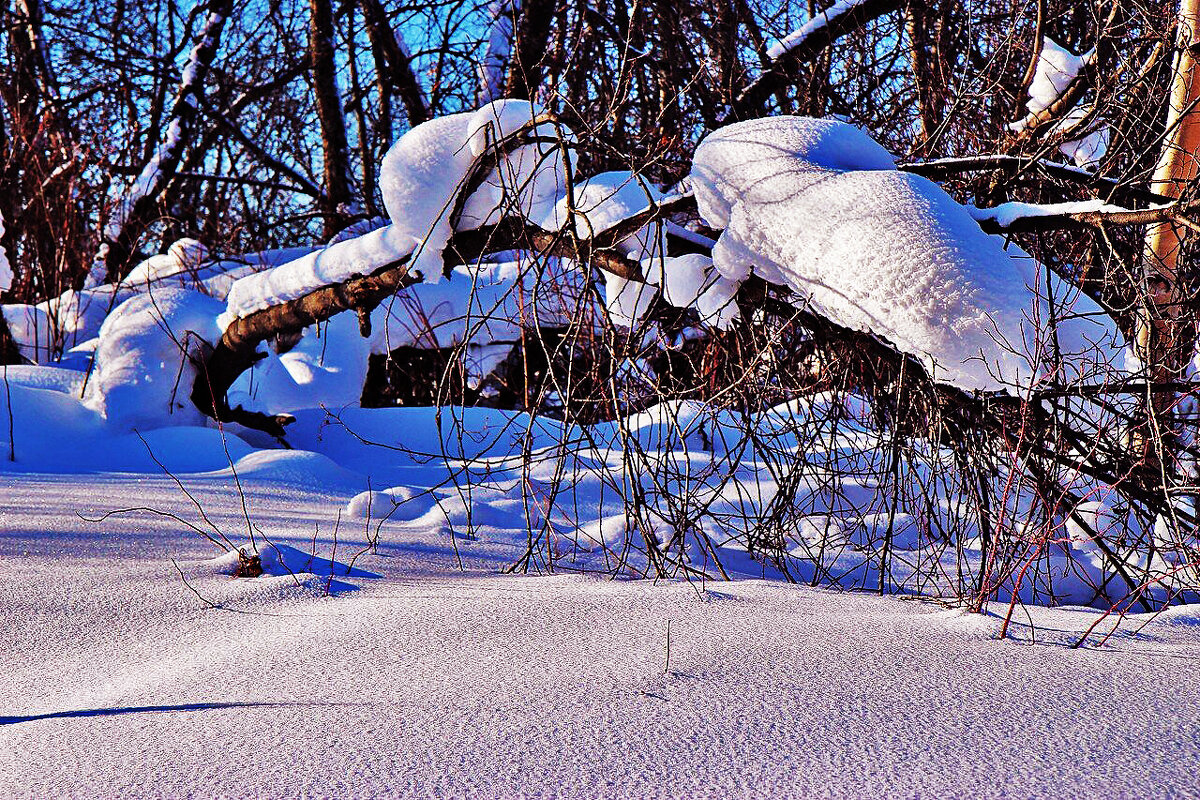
[5,0,1200,614]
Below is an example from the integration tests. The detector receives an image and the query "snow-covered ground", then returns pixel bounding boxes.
[0,103,1192,797]
[3,470,1200,798]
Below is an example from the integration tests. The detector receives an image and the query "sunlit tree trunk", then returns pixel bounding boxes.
[1139,0,1200,468]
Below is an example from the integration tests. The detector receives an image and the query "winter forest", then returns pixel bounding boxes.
[5,0,1200,796]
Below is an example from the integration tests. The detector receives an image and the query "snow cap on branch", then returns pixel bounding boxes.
[0,210,12,292]
[1008,37,1096,134]
[689,116,1122,391]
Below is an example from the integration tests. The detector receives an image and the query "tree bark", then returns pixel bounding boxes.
[4,0,87,297]
[905,0,945,154]
[358,0,429,128]
[1136,0,1200,468]
[309,0,354,239]
[90,0,234,286]
[505,0,556,100]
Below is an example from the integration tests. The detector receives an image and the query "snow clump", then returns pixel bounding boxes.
[688,115,1123,391]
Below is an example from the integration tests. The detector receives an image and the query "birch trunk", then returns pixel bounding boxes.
[1137,0,1200,468]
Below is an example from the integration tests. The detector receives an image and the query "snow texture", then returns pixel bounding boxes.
[226,102,572,322]
[690,116,1123,391]
[83,288,225,432]
[378,110,473,283]
[0,210,11,292]
[3,430,1200,797]
[121,238,210,287]
[1,244,312,364]
[1027,37,1094,113]
[604,273,657,328]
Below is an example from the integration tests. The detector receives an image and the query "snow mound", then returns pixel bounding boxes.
[378,99,569,284]
[228,310,370,416]
[83,288,225,431]
[691,115,895,235]
[199,541,379,600]
[690,116,1122,390]
[210,449,365,491]
[345,486,422,520]
[0,380,256,472]
[0,383,106,466]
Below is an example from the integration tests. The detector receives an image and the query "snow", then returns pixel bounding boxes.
[540,171,664,259]
[1054,107,1111,168]
[222,223,417,322]
[604,272,657,328]
[376,100,570,290]
[766,0,873,60]
[83,288,225,432]
[345,485,418,519]
[1,321,1198,796]
[1,83,1196,800]
[463,99,573,228]
[0,211,11,292]
[1024,38,1093,115]
[367,258,580,353]
[690,116,1123,391]
[378,111,477,281]
[227,310,371,417]
[968,198,1142,229]
[1009,37,1095,133]
[0,364,85,395]
[0,379,255,472]
[691,116,895,239]
[647,253,712,308]
[121,237,210,287]
[3,470,1200,797]
[0,246,312,364]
